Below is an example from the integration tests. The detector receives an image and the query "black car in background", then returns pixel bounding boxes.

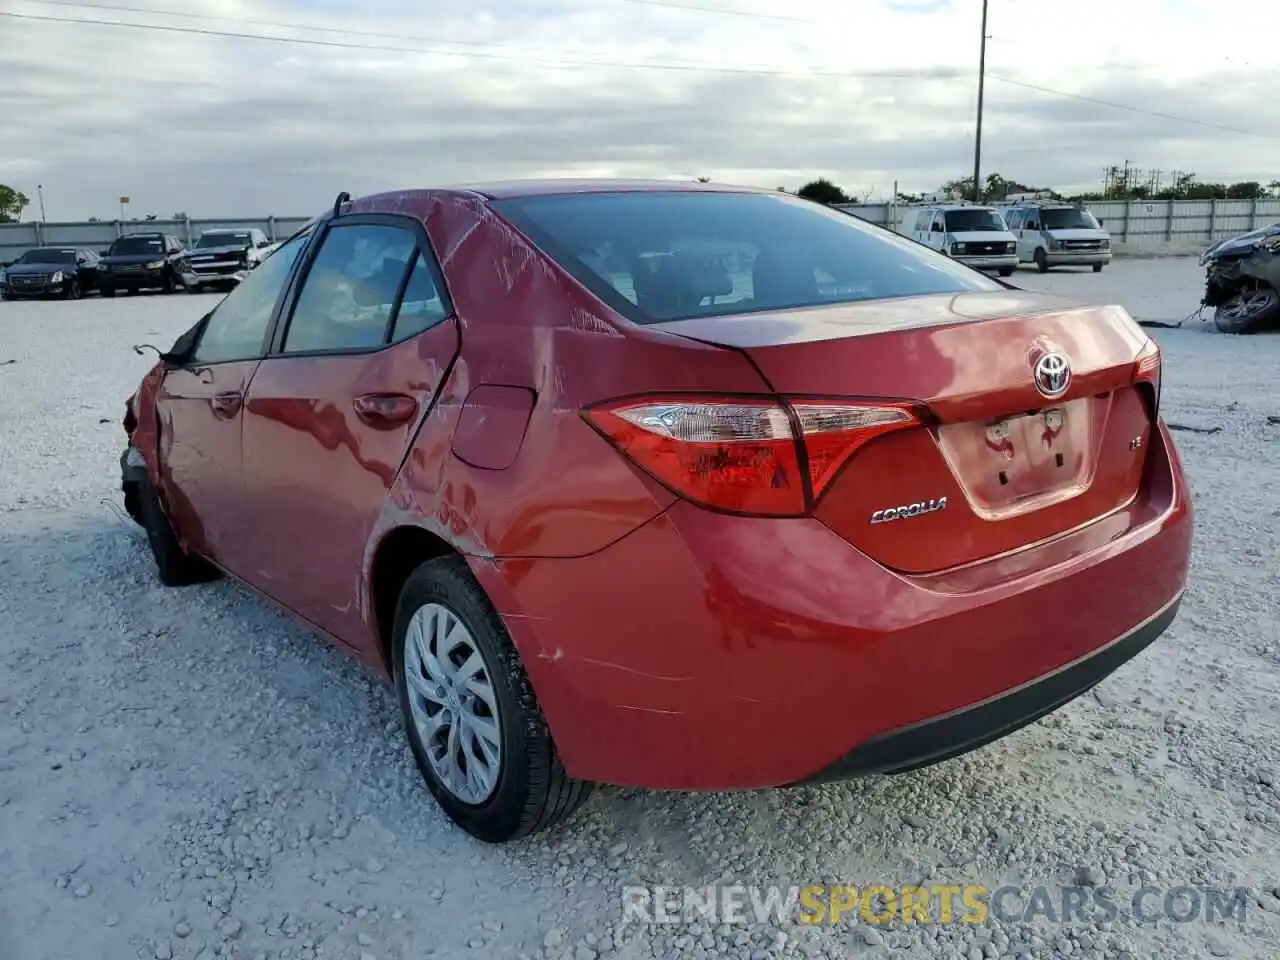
[98,232,192,297]
[1,247,101,300]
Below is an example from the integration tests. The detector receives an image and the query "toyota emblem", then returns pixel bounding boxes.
[1033,352,1071,398]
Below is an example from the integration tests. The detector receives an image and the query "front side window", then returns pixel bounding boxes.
[281,224,416,354]
[493,191,1001,324]
[192,229,312,364]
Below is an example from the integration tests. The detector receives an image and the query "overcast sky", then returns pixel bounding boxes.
[2,0,1278,220]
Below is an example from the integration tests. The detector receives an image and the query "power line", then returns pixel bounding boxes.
[987,74,1266,138]
[0,11,951,80]
[4,6,1277,139]
[593,0,813,22]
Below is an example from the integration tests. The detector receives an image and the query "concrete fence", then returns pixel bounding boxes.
[833,197,1280,255]
[0,217,311,266]
[4,198,1280,264]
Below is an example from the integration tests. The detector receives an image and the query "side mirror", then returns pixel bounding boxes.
[258,239,271,248]
[1097,219,1105,227]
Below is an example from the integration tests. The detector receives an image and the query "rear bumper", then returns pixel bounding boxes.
[472,423,1192,790]
[798,592,1180,783]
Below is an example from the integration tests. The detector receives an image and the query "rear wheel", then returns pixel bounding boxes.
[65,279,83,300]
[998,266,1015,278]
[136,476,221,587]
[1214,285,1280,334]
[1034,248,1050,273]
[393,556,593,842]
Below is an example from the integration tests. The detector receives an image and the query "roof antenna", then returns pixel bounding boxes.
[333,191,351,218]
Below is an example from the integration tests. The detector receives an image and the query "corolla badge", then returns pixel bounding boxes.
[1033,351,1072,399]
[869,497,948,525]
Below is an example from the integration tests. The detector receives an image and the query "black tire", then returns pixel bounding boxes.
[998,266,1015,277]
[136,476,220,587]
[1034,248,1050,273]
[1092,263,1104,273]
[1214,286,1280,334]
[65,279,83,300]
[101,286,115,298]
[162,271,176,294]
[392,556,593,843]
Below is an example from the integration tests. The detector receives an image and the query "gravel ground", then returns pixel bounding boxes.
[1,258,1278,960]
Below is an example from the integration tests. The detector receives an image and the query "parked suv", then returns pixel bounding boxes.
[912,204,1018,276]
[1002,202,1112,273]
[1,246,101,299]
[99,232,192,296]
[187,228,275,292]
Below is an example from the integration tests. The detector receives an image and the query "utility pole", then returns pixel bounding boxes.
[971,0,990,203]
[37,184,46,222]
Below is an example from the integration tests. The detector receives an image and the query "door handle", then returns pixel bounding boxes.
[210,391,243,419]
[354,393,417,427]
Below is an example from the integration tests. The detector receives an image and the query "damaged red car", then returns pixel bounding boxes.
[121,181,1193,842]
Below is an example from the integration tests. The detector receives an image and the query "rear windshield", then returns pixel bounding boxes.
[944,209,1007,232]
[110,235,165,255]
[491,191,1001,324]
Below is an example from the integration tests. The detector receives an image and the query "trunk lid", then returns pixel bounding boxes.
[651,290,1156,574]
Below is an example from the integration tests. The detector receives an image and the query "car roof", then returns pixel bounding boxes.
[362,179,773,203]
[202,228,250,233]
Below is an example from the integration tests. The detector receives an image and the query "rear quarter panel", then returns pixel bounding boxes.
[361,190,770,561]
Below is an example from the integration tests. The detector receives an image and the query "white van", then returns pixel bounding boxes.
[1000,202,1112,273]
[911,204,1019,277]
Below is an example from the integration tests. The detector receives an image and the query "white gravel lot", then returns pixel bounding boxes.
[1,257,1278,960]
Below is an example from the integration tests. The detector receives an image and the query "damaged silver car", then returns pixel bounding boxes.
[1200,222,1280,333]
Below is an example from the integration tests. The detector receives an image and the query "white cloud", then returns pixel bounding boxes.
[1,0,1277,220]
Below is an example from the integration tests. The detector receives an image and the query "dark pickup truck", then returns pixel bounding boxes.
[98,233,193,296]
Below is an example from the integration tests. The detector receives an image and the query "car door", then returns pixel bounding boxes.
[238,214,459,648]
[154,229,314,571]
[928,215,946,252]
[1017,209,1042,260]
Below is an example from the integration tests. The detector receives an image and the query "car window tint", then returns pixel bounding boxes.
[282,224,416,354]
[489,191,995,326]
[391,252,450,340]
[193,230,311,364]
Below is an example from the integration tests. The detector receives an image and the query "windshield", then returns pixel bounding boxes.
[1040,208,1099,230]
[110,236,165,256]
[197,232,251,249]
[17,248,76,265]
[491,191,1001,324]
[944,209,1007,232]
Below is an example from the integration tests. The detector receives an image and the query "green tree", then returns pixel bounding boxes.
[0,184,31,222]
[797,178,850,205]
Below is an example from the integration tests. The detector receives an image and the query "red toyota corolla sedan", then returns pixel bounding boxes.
[120,181,1192,842]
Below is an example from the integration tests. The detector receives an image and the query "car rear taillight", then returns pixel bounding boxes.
[1133,339,1162,419]
[583,395,920,516]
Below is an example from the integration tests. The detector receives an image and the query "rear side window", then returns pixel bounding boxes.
[282,224,416,354]
[493,192,1002,324]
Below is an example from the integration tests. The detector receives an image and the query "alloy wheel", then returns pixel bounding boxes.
[403,603,503,804]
